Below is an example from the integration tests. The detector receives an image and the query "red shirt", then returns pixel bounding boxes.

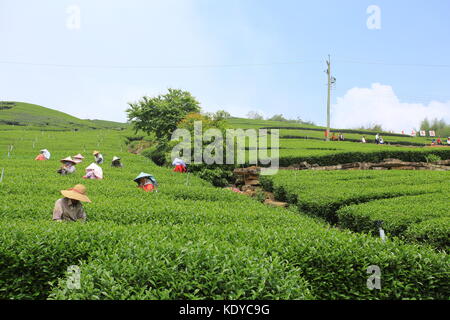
[35,154,46,161]
[138,183,155,192]
[173,165,187,173]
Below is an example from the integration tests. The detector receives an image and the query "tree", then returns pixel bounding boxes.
[371,124,383,132]
[213,110,231,121]
[268,114,287,121]
[420,118,431,131]
[246,111,263,120]
[126,89,201,142]
[420,117,450,138]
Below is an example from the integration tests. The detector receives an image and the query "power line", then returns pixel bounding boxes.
[0,59,321,69]
[334,59,450,69]
[1,58,450,69]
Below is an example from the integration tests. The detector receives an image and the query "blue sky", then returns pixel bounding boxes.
[1,0,449,131]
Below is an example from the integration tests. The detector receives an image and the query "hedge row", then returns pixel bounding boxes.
[337,194,450,251]
[276,149,450,167]
[1,129,449,300]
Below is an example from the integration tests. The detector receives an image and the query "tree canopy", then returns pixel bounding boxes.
[126,89,201,142]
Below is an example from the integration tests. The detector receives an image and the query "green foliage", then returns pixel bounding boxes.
[425,154,442,163]
[209,110,231,121]
[405,218,450,251]
[0,101,127,130]
[255,189,266,203]
[264,170,450,226]
[337,193,450,250]
[420,118,450,138]
[126,89,201,142]
[193,166,234,187]
[141,144,168,166]
[246,111,264,120]
[1,128,450,300]
[267,114,288,122]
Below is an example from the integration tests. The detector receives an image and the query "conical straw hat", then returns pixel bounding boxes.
[60,184,91,202]
[85,163,103,179]
[133,172,157,185]
[60,157,77,164]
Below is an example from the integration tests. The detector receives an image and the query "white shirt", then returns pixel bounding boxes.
[95,154,104,164]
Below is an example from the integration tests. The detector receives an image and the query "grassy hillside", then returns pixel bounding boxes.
[0,101,128,131]
[224,118,450,167]
[227,117,434,145]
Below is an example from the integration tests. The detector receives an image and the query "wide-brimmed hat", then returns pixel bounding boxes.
[73,153,85,159]
[93,150,100,155]
[172,158,186,166]
[61,184,91,202]
[85,163,103,179]
[40,149,51,159]
[60,157,77,164]
[112,156,121,162]
[133,172,157,185]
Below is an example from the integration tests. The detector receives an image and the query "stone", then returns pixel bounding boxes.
[264,199,288,208]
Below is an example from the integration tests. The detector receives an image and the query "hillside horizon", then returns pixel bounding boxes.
[1,101,429,139]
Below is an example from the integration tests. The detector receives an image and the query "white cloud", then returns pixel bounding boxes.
[332,83,450,132]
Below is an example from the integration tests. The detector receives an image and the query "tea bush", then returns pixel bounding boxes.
[0,129,449,300]
[337,194,450,250]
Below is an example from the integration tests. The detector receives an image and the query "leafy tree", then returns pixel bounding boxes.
[268,114,287,121]
[420,118,431,131]
[126,89,201,142]
[420,118,450,137]
[371,124,383,132]
[246,111,264,120]
[213,110,231,121]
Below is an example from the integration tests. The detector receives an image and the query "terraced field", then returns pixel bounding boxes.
[261,170,450,250]
[1,129,449,300]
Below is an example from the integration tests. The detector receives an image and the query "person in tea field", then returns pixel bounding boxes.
[52,184,91,222]
[172,157,187,173]
[93,150,104,165]
[83,163,103,180]
[361,136,366,143]
[35,149,51,161]
[436,137,442,145]
[73,153,85,164]
[111,156,123,168]
[57,157,77,175]
[134,172,158,192]
[447,137,450,145]
[331,133,338,141]
[375,133,380,144]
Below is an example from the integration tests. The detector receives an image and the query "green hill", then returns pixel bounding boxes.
[227,117,433,145]
[0,101,128,131]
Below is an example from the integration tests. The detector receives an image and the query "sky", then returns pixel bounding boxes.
[1,0,450,132]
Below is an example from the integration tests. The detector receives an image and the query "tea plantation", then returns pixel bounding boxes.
[0,129,449,300]
[261,170,450,250]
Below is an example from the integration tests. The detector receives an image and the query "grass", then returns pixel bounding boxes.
[0,101,128,131]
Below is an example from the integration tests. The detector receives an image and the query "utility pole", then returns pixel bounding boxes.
[326,55,331,141]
